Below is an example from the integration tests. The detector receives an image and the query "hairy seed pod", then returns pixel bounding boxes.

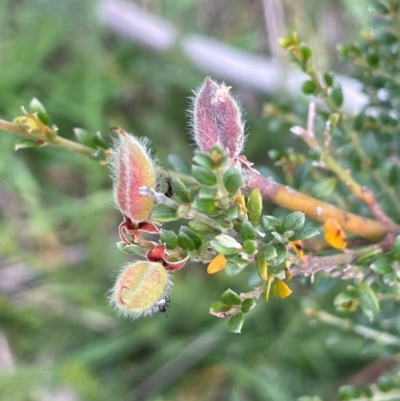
[110,128,157,223]
[190,77,245,157]
[110,261,172,319]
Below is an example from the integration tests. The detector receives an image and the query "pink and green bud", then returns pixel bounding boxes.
[190,77,245,157]
[110,261,172,319]
[110,128,157,224]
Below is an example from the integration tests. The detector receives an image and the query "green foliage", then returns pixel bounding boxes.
[4,0,400,400]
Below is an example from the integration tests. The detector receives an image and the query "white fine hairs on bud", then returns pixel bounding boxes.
[188,77,246,157]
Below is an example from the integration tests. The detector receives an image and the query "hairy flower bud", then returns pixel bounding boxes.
[110,128,157,223]
[110,261,172,319]
[190,77,245,157]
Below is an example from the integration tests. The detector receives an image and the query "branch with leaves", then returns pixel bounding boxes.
[2,66,400,334]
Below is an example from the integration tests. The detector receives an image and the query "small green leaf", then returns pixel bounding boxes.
[192,166,217,186]
[209,240,238,255]
[214,218,232,230]
[323,72,334,87]
[282,212,305,232]
[239,221,255,241]
[221,289,242,306]
[224,203,240,219]
[227,255,249,268]
[311,177,337,199]
[262,216,282,232]
[271,231,284,242]
[177,203,191,218]
[390,235,400,261]
[328,113,340,128]
[272,243,287,265]
[366,52,380,67]
[334,292,359,312]
[116,242,147,256]
[228,313,244,333]
[188,220,218,234]
[93,131,108,149]
[225,262,246,276]
[290,227,319,241]
[383,272,398,286]
[151,204,178,222]
[215,234,242,250]
[241,298,256,313]
[278,37,290,48]
[171,177,191,203]
[247,188,263,224]
[243,239,257,254]
[346,286,359,298]
[358,283,380,321]
[193,198,218,214]
[179,227,202,249]
[14,138,41,151]
[370,256,393,275]
[268,149,281,162]
[375,31,397,45]
[256,252,269,281]
[338,44,362,60]
[373,3,389,14]
[301,80,316,94]
[198,187,218,199]
[338,385,362,401]
[223,168,243,196]
[300,45,312,59]
[209,301,232,313]
[330,83,343,108]
[259,245,277,260]
[74,128,97,148]
[160,230,178,250]
[177,232,195,251]
[192,153,215,169]
[29,97,49,125]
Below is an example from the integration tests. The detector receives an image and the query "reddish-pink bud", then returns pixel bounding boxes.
[190,77,245,157]
[110,128,157,223]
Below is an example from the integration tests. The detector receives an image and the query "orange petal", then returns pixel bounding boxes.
[272,278,292,299]
[207,254,227,274]
[289,240,304,258]
[235,194,247,213]
[323,217,347,249]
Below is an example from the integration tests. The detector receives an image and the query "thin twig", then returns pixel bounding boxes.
[304,307,400,347]
[140,186,226,232]
[0,119,97,158]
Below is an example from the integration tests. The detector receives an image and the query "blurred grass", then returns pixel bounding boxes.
[0,0,392,400]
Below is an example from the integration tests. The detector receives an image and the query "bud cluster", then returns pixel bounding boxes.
[108,78,319,330]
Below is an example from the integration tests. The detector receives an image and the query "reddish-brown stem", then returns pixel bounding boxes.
[243,170,395,241]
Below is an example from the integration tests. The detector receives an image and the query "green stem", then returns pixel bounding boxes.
[215,167,230,210]
[0,118,97,158]
[148,188,226,232]
[304,307,400,347]
[307,69,400,217]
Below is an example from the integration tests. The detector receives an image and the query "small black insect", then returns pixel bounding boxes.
[162,168,174,198]
[157,296,171,314]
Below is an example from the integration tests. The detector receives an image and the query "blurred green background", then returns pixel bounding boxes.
[0,1,388,400]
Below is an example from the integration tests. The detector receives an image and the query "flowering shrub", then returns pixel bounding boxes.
[3,2,400,397]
